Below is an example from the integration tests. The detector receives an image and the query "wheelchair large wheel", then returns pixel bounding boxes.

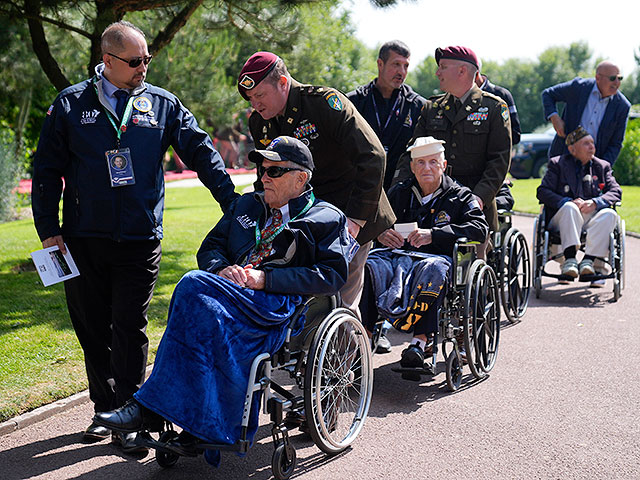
[613,218,625,301]
[303,308,373,455]
[464,260,500,378]
[532,216,543,299]
[500,230,531,322]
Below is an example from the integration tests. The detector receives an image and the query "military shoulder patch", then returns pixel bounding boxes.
[500,103,509,122]
[325,91,343,111]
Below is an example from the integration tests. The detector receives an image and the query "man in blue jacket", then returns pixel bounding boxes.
[31,21,238,451]
[347,40,426,191]
[94,136,350,460]
[542,61,630,165]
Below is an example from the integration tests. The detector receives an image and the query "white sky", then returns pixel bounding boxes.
[345,0,640,75]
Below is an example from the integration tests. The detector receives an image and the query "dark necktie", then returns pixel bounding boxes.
[114,90,128,119]
[453,98,462,115]
[247,209,283,267]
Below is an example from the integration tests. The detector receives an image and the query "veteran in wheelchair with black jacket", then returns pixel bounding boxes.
[536,126,622,285]
[93,136,352,466]
[359,136,488,371]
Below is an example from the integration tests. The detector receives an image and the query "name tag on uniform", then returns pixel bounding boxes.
[106,148,135,187]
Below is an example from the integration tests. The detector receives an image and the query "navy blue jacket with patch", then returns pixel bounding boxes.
[347,81,426,191]
[387,174,489,256]
[32,73,238,242]
[197,189,350,295]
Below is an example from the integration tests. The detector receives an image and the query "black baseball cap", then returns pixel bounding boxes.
[249,136,315,170]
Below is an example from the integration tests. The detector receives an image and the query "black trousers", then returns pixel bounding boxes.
[359,268,440,336]
[64,237,161,412]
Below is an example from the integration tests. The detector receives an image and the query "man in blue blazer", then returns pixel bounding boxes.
[542,61,630,165]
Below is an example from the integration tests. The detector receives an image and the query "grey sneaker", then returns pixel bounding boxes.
[561,258,579,278]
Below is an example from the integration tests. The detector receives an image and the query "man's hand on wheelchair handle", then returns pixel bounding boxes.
[377,228,405,249]
[407,228,433,247]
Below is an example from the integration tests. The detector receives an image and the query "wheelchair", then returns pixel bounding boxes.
[374,240,501,391]
[532,206,625,301]
[487,209,532,323]
[146,295,373,480]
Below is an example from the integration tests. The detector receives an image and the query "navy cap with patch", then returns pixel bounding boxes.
[248,136,315,171]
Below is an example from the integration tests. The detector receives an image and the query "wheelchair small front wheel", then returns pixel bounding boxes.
[445,351,463,391]
[272,442,297,480]
[156,430,180,468]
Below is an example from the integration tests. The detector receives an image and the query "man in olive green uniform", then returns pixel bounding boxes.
[393,46,511,230]
[237,51,395,315]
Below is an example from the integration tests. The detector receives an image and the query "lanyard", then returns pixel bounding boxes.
[254,193,315,249]
[93,83,134,145]
[371,92,401,133]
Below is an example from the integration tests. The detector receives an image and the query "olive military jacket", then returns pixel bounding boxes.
[392,84,511,228]
[248,79,395,244]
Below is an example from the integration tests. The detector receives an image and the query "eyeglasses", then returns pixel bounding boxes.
[259,165,303,178]
[601,74,623,82]
[108,52,153,68]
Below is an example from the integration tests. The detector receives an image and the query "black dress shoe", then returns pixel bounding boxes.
[400,344,425,369]
[111,430,150,454]
[94,399,143,432]
[83,421,111,442]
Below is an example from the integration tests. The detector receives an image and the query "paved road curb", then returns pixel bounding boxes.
[0,390,90,436]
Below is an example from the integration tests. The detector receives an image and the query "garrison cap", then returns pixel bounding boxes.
[435,46,479,69]
[565,126,590,146]
[249,136,315,171]
[238,51,279,100]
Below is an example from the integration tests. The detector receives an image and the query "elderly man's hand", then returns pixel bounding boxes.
[218,265,248,286]
[377,228,405,249]
[407,228,433,247]
[244,268,266,290]
[550,114,566,138]
[346,218,361,239]
[579,199,597,214]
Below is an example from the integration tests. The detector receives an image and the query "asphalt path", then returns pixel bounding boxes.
[2,214,639,480]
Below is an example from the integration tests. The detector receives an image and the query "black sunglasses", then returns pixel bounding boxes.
[259,165,303,178]
[606,75,623,82]
[108,52,153,68]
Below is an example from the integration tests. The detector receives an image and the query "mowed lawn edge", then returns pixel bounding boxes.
[0,179,637,422]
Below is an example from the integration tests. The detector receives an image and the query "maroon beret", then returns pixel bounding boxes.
[435,46,479,69]
[237,51,279,100]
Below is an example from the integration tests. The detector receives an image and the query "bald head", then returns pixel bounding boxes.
[101,21,146,56]
[595,61,622,98]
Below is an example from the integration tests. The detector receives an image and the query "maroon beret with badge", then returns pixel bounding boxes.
[435,46,479,69]
[237,51,279,100]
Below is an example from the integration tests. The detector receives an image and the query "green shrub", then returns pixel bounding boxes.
[614,117,640,185]
[0,128,23,222]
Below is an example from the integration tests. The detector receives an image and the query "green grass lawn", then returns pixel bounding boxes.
[509,177,640,232]
[0,185,230,422]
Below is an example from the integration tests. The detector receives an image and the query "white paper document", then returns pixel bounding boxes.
[394,222,418,239]
[30,244,80,286]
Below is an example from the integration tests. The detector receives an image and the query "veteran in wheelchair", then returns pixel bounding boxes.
[94,136,373,479]
[534,126,624,299]
[359,137,491,385]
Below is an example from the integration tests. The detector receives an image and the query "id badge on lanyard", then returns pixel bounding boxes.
[97,83,137,187]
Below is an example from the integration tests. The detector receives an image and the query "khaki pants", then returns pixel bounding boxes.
[339,241,372,320]
[548,202,617,258]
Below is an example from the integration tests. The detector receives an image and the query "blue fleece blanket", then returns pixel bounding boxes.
[134,270,303,466]
[366,249,451,330]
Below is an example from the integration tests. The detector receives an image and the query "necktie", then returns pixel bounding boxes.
[453,98,462,115]
[247,209,283,267]
[114,90,128,119]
